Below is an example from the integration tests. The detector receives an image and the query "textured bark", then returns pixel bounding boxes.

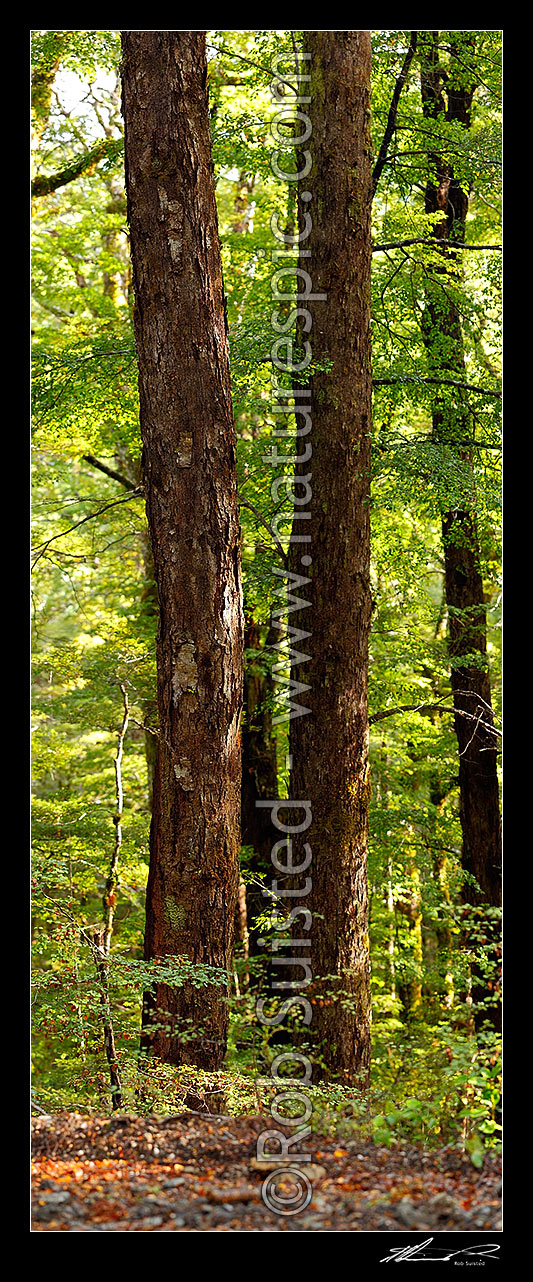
[288,31,373,1082]
[418,32,501,1027]
[121,32,244,1068]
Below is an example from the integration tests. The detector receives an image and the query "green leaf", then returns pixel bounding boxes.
[465,1133,485,1170]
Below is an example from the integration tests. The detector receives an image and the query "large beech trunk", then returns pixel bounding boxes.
[121,31,244,1068]
[288,31,373,1081]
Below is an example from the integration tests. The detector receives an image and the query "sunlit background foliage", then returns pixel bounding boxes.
[31,30,501,1157]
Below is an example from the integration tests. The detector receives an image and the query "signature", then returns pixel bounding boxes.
[381,1237,500,1263]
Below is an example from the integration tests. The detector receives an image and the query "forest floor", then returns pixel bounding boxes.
[31,1111,502,1233]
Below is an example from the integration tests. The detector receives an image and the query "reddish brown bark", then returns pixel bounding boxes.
[287,31,373,1082]
[121,31,244,1068]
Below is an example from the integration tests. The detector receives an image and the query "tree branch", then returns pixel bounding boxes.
[83,454,138,490]
[31,489,143,570]
[372,237,502,253]
[372,32,418,196]
[206,42,299,96]
[31,137,124,198]
[373,375,501,399]
[369,698,501,736]
[237,493,288,565]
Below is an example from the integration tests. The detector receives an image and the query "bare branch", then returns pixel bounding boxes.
[83,454,138,490]
[372,32,418,197]
[206,41,298,96]
[373,237,502,253]
[369,698,501,736]
[31,489,143,571]
[237,493,288,564]
[373,375,501,399]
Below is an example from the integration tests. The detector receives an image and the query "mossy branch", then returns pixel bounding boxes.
[32,137,124,198]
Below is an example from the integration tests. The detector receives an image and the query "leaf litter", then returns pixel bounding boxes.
[31,1112,501,1233]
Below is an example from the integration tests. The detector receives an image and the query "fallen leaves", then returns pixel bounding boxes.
[249,1158,326,1180]
[31,1113,502,1233]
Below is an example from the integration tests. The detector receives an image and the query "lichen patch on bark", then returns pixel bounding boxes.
[175,434,193,466]
[172,643,198,701]
[174,757,194,790]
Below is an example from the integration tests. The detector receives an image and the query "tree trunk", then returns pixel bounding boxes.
[287,31,373,1082]
[417,31,501,1027]
[121,31,244,1069]
[241,614,278,959]
[31,31,72,142]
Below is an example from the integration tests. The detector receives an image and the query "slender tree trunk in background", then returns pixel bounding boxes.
[227,179,277,974]
[138,520,159,810]
[31,31,72,142]
[395,860,423,1020]
[82,927,123,1110]
[288,30,373,1083]
[375,742,397,1003]
[110,447,160,809]
[139,566,158,805]
[121,31,244,1069]
[102,175,131,309]
[233,172,256,234]
[427,646,455,1008]
[103,682,129,954]
[426,602,454,1008]
[83,447,159,806]
[85,156,158,811]
[240,614,278,962]
[418,32,501,1028]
